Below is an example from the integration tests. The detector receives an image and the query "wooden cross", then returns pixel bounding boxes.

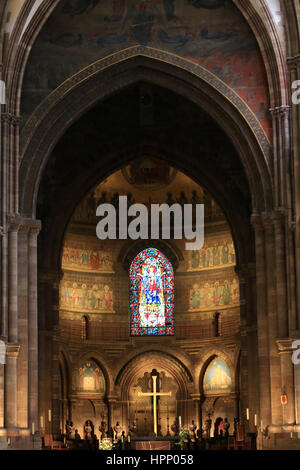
[138,371,171,436]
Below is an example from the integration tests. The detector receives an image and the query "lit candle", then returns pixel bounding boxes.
[246,408,249,421]
[40,416,44,428]
[261,420,263,431]
[121,435,124,443]
[254,414,257,426]
[7,437,11,445]
[32,422,35,435]
[48,409,51,422]
[179,416,182,428]
[290,432,293,439]
[128,434,131,443]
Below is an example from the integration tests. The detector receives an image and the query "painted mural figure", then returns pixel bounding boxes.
[101,285,113,310]
[139,260,165,328]
[222,242,229,265]
[222,280,232,305]
[213,281,222,306]
[90,249,100,270]
[204,360,232,391]
[76,362,105,393]
[190,284,201,309]
[232,278,239,303]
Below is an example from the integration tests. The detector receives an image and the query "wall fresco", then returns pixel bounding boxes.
[60,280,114,313]
[203,358,232,392]
[22,0,270,138]
[189,277,239,311]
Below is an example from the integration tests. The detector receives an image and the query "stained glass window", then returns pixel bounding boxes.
[130,248,174,336]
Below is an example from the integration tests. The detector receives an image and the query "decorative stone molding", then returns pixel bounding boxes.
[276,338,295,355]
[0,112,21,126]
[20,46,271,162]
[287,54,300,70]
[5,343,20,358]
[269,105,290,117]
[7,215,22,232]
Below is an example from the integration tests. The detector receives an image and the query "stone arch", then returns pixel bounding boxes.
[2,0,287,115]
[195,348,238,396]
[19,52,273,219]
[117,239,184,273]
[115,350,194,401]
[72,349,113,397]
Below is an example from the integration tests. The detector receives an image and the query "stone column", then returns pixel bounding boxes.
[5,216,21,429]
[28,222,41,434]
[277,340,296,425]
[273,212,289,337]
[235,265,249,424]
[262,213,282,426]
[287,54,300,334]
[5,344,20,429]
[8,216,21,343]
[17,222,30,428]
[38,271,61,437]
[251,214,271,427]
[0,363,4,428]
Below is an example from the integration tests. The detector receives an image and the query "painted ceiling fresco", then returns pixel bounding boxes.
[21,0,271,138]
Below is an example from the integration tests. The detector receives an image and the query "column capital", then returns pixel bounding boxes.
[261,212,273,229]
[5,343,20,358]
[276,338,294,354]
[7,214,22,232]
[287,54,300,70]
[269,105,290,118]
[190,394,201,401]
[18,218,42,235]
[250,213,262,229]
[106,395,119,403]
[29,220,42,236]
[1,112,21,126]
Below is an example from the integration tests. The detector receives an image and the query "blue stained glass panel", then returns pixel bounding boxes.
[130,248,174,336]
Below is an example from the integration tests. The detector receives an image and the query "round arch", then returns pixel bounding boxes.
[115,350,194,401]
[71,349,114,397]
[195,347,239,396]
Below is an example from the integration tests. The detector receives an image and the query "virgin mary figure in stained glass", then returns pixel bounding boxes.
[130,248,174,336]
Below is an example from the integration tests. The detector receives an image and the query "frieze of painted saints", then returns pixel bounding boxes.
[76,361,105,393]
[189,278,239,311]
[60,281,114,313]
[62,244,114,273]
[204,359,232,393]
[187,240,236,272]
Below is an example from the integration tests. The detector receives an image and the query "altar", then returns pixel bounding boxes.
[132,437,175,451]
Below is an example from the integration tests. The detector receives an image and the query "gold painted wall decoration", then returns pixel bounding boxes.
[60,281,114,313]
